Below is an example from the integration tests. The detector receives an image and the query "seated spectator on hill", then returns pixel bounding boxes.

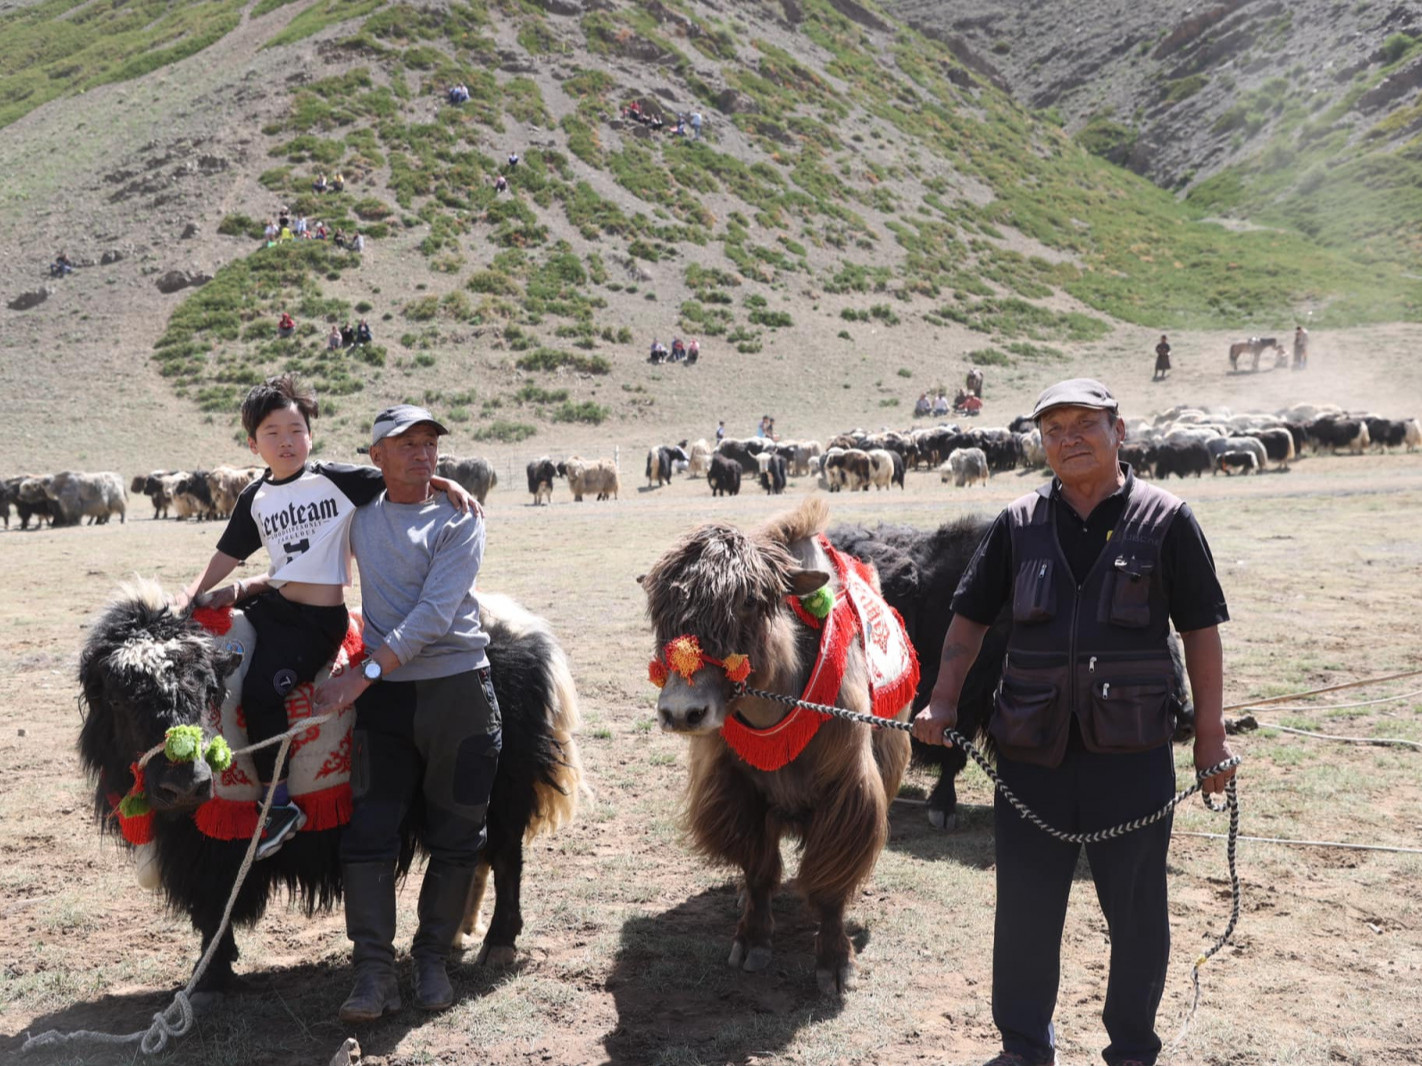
[672,114,687,137]
[957,393,983,415]
[332,172,345,192]
[315,223,328,240]
[294,216,308,236]
[625,100,642,121]
[351,231,365,253]
[355,319,373,345]
[50,252,74,277]
[914,392,931,417]
[690,111,702,139]
[493,173,508,194]
[278,225,294,241]
[264,219,279,241]
[333,229,348,249]
[278,208,290,229]
[648,339,667,364]
[931,392,950,416]
[686,337,700,364]
[277,311,295,338]
[313,173,328,194]
[448,84,470,105]
[507,152,520,169]
[670,337,686,362]
[756,415,770,438]
[340,322,356,347]
[649,113,664,132]
[327,325,342,350]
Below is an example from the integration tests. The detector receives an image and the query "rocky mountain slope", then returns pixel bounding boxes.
[1,0,1417,471]
[886,0,1422,268]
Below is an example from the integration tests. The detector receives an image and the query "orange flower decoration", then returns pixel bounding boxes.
[721,653,751,684]
[648,660,669,689]
[665,635,707,681]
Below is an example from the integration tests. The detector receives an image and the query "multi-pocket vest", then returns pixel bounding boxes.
[994,474,1184,768]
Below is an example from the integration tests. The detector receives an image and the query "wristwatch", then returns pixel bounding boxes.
[362,659,383,683]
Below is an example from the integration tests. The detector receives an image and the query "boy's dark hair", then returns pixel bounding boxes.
[241,374,319,437]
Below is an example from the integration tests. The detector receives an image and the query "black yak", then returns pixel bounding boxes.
[78,582,583,995]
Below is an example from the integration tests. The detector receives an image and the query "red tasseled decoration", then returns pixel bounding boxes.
[118,812,153,845]
[192,605,233,635]
[194,797,260,841]
[296,783,352,832]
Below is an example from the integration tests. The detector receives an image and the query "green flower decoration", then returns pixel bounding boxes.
[800,586,834,620]
[164,724,204,763]
[118,791,151,818]
[204,736,233,773]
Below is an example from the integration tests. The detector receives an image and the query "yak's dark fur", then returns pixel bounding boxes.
[78,588,577,991]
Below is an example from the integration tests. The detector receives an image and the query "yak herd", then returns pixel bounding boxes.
[3,403,1417,532]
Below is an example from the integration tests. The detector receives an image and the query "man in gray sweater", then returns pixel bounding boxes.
[315,404,501,1023]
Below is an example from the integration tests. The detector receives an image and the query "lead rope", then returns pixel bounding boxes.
[21,715,336,1056]
[734,682,1241,1048]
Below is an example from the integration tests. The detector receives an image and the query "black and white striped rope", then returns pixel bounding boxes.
[735,681,1242,1045]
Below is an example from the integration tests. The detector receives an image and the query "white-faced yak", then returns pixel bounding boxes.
[77,581,583,996]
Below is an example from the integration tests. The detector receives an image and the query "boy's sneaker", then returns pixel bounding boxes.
[256,802,306,861]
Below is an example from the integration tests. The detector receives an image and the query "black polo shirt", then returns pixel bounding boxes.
[950,466,1229,633]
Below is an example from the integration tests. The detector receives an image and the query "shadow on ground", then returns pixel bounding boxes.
[3,953,521,1066]
[603,885,860,1064]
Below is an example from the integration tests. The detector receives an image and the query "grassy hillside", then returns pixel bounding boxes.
[5,0,1418,453]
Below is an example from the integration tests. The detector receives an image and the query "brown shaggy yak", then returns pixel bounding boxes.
[640,497,911,995]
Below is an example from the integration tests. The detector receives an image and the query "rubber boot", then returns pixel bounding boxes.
[411,862,477,1011]
[338,863,401,1024]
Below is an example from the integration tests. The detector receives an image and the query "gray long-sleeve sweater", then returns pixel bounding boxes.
[350,492,489,681]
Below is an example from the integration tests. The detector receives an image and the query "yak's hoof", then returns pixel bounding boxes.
[926,808,957,832]
[476,942,517,967]
[816,959,856,997]
[727,940,771,971]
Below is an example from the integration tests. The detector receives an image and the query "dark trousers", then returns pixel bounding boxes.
[993,741,1175,1066]
[240,590,349,783]
[342,668,502,867]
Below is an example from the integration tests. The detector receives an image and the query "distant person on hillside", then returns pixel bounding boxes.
[649,339,667,364]
[932,393,950,417]
[278,225,294,242]
[506,152,519,169]
[356,319,373,346]
[1153,334,1171,381]
[278,208,291,230]
[313,174,329,194]
[278,312,295,338]
[1293,326,1309,370]
[315,223,328,240]
[915,392,932,417]
[264,219,279,241]
[715,420,725,443]
[50,252,74,277]
[332,173,345,193]
[493,174,508,194]
[670,338,686,363]
[328,325,342,350]
[294,216,308,237]
[687,337,700,364]
[351,232,365,254]
[690,111,702,139]
[341,322,356,348]
[334,229,348,250]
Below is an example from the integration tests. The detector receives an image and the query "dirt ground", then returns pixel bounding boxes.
[1,425,1421,1066]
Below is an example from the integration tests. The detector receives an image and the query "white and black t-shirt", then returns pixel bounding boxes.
[216,463,384,587]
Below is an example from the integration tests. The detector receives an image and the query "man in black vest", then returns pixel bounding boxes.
[912,378,1236,1067]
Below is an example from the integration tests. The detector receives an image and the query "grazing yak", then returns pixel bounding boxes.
[11,476,55,528]
[1363,415,1421,453]
[45,470,127,525]
[1215,450,1258,476]
[757,451,787,495]
[559,457,620,501]
[708,453,742,496]
[1151,441,1213,479]
[943,447,989,488]
[641,498,914,994]
[685,438,712,477]
[208,466,262,518]
[173,470,217,520]
[132,472,179,520]
[714,438,762,475]
[526,457,558,505]
[1306,415,1370,454]
[645,446,675,488]
[77,583,584,995]
[436,455,498,504]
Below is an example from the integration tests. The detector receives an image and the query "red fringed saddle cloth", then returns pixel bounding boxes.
[190,605,364,840]
[721,535,919,771]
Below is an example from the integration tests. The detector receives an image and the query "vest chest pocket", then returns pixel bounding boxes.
[1099,554,1154,628]
[1081,677,1174,753]
[1012,558,1057,623]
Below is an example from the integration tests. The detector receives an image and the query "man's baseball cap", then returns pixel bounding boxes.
[1030,378,1118,421]
[370,404,449,446]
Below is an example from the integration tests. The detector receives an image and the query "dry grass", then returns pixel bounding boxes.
[1,438,1421,1064]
